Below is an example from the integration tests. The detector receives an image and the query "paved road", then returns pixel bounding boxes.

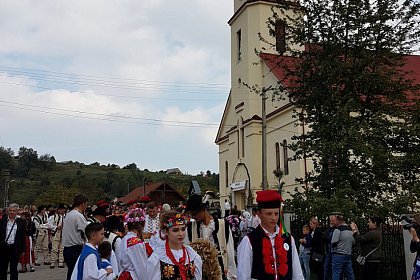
[18,264,67,280]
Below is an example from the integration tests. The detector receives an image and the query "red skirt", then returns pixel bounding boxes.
[19,236,35,265]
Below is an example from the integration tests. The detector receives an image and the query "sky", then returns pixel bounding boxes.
[0,1,234,175]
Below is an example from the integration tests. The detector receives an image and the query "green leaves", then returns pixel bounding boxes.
[268,0,420,217]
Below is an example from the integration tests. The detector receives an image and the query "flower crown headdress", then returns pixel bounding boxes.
[163,213,190,229]
[125,208,146,223]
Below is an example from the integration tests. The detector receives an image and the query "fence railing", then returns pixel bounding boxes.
[289,215,406,280]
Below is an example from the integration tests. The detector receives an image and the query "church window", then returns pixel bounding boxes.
[237,29,242,60]
[282,139,289,175]
[275,20,286,54]
[241,126,245,157]
[225,161,229,187]
[275,142,280,172]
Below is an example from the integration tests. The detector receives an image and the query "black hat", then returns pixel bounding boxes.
[105,215,124,232]
[186,194,204,212]
[92,206,107,217]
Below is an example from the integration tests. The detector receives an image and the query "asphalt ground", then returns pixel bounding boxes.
[18,263,67,280]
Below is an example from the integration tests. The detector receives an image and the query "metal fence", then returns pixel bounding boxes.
[289,215,406,280]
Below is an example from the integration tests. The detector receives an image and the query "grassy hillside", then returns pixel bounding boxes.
[5,161,219,206]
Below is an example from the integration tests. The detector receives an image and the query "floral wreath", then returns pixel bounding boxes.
[125,208,146,223]
[163,213,190,229]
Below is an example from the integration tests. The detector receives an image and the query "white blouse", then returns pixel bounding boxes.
[147,244,202,280]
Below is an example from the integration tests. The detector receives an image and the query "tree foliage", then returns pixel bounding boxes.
[267,0,420,218]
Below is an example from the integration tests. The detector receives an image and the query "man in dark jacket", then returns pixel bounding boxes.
[0,203,26,280]
[310,217,324,280]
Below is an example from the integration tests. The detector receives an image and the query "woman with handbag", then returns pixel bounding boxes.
[350,216,382,280]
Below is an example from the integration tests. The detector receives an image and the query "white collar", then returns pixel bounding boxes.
[261,225,280,238]
[86,243,97,249]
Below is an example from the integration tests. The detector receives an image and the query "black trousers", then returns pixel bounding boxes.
[0,244,20,280]
[362,262,380,280]
[63,245,83,280]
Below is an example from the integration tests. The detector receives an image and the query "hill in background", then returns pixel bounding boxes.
[0,146,219,206]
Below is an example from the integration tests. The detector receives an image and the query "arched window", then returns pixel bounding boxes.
[283,139,289,175]
[275,142,280,172]
[225,161,229,188]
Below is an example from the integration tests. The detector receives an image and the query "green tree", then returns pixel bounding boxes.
[34,185,80,206]
[266,0,420,218]
[0,147,14,172]
[16,147,39,177]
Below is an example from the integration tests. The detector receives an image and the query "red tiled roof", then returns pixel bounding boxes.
[117,182,185,204]
[260,52,420,103]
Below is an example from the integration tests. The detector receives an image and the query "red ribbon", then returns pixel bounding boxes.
[165,239,190,280]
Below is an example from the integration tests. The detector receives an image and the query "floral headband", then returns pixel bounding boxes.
[125,208,146,223]
[163,213,190,229]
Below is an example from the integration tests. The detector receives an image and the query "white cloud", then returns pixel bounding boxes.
[0,0,232,174]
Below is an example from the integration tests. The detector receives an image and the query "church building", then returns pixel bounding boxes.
[215,0,307,210]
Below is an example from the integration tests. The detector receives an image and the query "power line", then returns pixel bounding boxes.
[0,99,298,133]
[0,80,226,101]
[0,100,225,127]
[0,79,268,102]
[0,66,269,97]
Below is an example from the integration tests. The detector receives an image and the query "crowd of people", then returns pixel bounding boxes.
[0,191,419,280]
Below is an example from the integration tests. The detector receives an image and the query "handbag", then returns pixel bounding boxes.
[356,241,381,266]
[312,251,324,262]
[356,255,366,265]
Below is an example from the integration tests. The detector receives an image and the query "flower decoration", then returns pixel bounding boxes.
[163,264,175,278]
[163,213,190,229]
[125,208,146,223]
[262,234,288,277]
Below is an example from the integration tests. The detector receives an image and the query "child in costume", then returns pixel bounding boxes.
[98,241,116,279]
[70,222,113,280]
[147,210,202,280]
[118,208,149,280]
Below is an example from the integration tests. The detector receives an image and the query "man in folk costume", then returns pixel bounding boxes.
[33,205,51,266]
[87,206,107,224]
[48,203,66,269]
[237,190,304,280]
[185,194,236,280]
[144,202,160,241]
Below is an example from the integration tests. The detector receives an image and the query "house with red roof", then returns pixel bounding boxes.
[215,0,420,210]
[117,182,185,206]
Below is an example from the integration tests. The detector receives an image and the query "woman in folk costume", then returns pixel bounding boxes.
[147,210,202,280]
[118,208,150,280]
[237,190,304,280]
[19,211,36,272]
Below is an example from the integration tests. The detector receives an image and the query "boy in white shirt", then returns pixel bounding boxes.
[70,223,113,280]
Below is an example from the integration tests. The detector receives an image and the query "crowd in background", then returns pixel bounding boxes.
[1,196,420,280]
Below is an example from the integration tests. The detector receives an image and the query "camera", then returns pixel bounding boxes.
[401,215,418,230]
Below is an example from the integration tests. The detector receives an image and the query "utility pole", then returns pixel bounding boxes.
[261,87,271,190]
[3,169,10,208]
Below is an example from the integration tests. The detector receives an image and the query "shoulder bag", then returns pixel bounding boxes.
[356,241,381,265]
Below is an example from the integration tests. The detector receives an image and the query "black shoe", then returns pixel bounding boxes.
[58,263,65,268]
[44,262,51,265]
[34,263,41,266]
[30,266,35,272]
